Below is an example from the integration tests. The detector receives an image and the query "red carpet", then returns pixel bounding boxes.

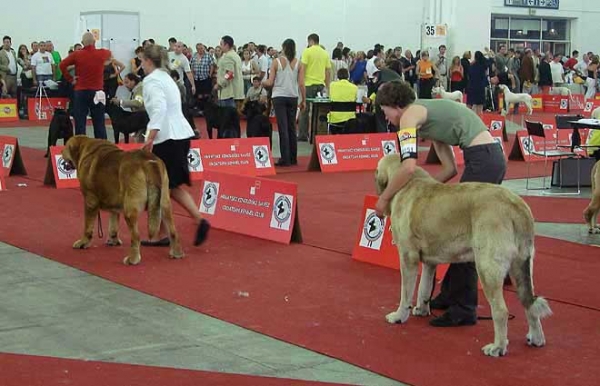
[0,353,345,386]
[0,180,599,386]
[522,196,590,223]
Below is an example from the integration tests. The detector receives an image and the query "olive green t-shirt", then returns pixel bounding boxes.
[413,99,487,149]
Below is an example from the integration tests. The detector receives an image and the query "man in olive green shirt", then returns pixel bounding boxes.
[215,35,244,108]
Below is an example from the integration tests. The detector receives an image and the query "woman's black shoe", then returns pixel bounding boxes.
[194,219,211,246]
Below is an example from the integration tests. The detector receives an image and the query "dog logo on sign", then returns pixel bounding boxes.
[521,137,535,155]
[381,140,397,156]
[253,145,271,168]
[270,193,293,231]
[560,99,568,110]
[319,143,337,164]
[491,121,502,131]
[585,102,593,112]
[360,210,386,250]
[2,144,14,169]
[187,148,203,172]
[200,181,219,215]
[55,156,77,179]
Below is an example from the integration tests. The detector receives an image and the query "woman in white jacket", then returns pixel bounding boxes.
[140,44,210,247]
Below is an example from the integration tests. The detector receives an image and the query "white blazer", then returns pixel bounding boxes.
[143,68,194,145]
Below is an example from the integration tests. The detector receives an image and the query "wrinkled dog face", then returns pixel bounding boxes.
[60,136,85,170]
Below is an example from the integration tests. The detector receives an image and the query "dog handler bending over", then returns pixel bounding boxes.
[140,44,210,247]
[375,80,506,327]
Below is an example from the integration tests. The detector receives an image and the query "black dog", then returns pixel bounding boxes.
[45,108,73,157]
[204,97,241,139]
[105,102,149,144]
[244,101,273,148]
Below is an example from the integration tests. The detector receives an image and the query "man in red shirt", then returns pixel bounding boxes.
[563,50,579,71]
[59,32,112,139]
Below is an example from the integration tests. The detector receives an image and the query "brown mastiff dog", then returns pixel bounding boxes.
[61,135,183,265]
[375,153,552,357]
[584,160,600,234]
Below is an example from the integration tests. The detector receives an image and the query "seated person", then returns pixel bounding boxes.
[243,76,268,114]
[109,73,148,143]
[327,68,358,133]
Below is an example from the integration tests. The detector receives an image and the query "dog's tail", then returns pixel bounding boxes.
[511,243,553,320]
[145,159,164,239]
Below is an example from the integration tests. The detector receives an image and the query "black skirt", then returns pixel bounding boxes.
[152,138,191,189]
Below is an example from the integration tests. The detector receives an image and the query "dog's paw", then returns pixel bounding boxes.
[526,332,546,347]
[106,238,123,247]
[123,254,141,266]
[482,342,508,357]
[72,239,91,249]
[385,310,410,324]
[412,304,431,317]
[169,249,185,259]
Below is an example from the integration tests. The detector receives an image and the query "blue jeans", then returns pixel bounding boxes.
[73,90,107,139]
[217,98,236,108]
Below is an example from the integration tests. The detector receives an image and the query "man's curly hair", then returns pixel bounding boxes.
[376,80,416,108]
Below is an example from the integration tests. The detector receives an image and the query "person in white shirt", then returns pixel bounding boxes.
[141,44,210,247]
[168,42,195,95]
[549,54,565,85]
[30,41,55,85]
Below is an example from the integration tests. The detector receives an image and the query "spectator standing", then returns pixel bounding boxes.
[59,32,112,139]
[297,33,331,141]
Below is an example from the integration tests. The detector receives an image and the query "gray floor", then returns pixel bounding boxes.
[0,120,598,385]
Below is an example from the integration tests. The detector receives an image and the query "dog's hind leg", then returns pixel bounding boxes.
[73,198,99,249]
[106,212,123,246]
[510,249,552,349]
[123,198,143,265]
[413,262,435,317]
[477,254,510,357]
[386,249,420,324]
[583,196,600,233]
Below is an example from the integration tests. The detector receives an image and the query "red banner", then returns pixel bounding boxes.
[583,100,600,118]
[543,95,569,113]
[309,133,399,172]
[0,136,27,177]
[352,195,456,282]
[27,98,69,121]
[188,138,275,180]
[0,169,5,191]
[570,94,586,111]
[198,170,301,244]
[0,99,19,122]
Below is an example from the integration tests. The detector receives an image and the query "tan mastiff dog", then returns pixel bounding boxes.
[375,153,552,357]
[61,135,183,265]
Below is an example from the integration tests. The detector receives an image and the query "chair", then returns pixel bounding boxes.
[321,101,358,135]
[524,120,581,195]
